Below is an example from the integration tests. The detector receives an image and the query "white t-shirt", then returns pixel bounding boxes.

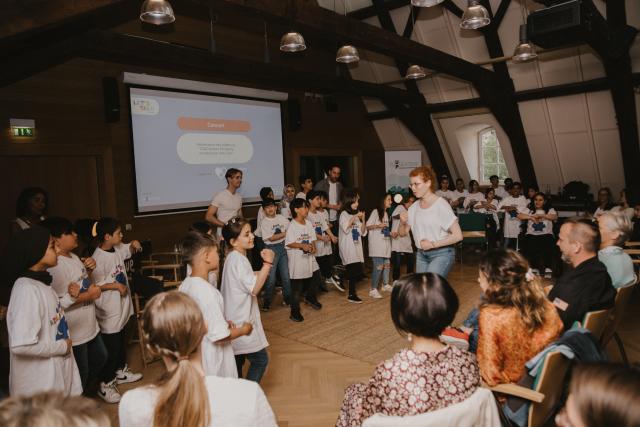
[366,210,391,258]
[525,208,557,236]
[48,253,100,345]
[451,189,469,202]
[221,251,268,355]
[90,244,134,334]
[391,205,413,253]
[186,264,217,287]
[308,210,331,257]
[260,214,290,245]
[285,219,317,280]
[254,206,266,237]
[179,277,237,378]
[7,277,82,397]
[610,206,634,221]
[407,197,457,247]
[280,199,292,219]
[211,189,243,235]
[339,211,367,265]
[463,192,486,210]
[328,182,338,222]
[435,189,455,201]
[475,199,501,229]
[498,196,528,238]
[119,375,277,427]
[295,192,308,200]
[494,186,509,200]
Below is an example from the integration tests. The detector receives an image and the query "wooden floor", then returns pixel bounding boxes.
[102,260,640,427]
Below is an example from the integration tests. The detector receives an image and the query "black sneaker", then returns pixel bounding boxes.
[347,294,363,304]
[290,312,304,322]
[304,297,322,310]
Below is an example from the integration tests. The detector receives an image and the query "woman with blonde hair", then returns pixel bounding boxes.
[476,249,563,386]
[118,292,276,427]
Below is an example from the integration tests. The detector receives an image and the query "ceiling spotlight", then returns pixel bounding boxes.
[411,0,445,6]
[460,0,491,30]
[512,24,538,63]
[405,64,427,79]
[139,0,175,25]
[336,45,360,64]
[280,32,307,52]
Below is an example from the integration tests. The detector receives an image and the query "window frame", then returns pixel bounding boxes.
[477,127,508,185]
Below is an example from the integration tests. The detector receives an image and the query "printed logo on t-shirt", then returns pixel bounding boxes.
[351,227,360,243]
[80,277,91,293]
[532,222,546,232]
[509,210,518,218]
[112,264,127,285]
[52,302,69,341]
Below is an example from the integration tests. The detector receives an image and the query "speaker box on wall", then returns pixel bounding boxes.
[102,77,120,123]
[287,98,301,131]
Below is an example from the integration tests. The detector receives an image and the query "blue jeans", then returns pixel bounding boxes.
[462,308,480,353]
[371,257,390,290]
[235,348,269,383]
[74,333,108,391]
[263,242,291,305]
[415,246,455,278]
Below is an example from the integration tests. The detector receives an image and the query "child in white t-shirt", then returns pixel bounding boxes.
[280,184,296,219]
[286,198,322,322]
[316,191,342,290]
[6,226,82,397]
[259,198,291,311]
[179,232,252,378]
[186,221,217,286]
[253,187,274,269]
[296,175,314,200]
[435,176,455,203]
[366,194,393,299]
[390,195,416,282]
[221,218,274,383]
[91,217,143,403]
[519,192,558,276]
[450,178,469,212]
[42,217,106,393]
[498,182,528,250]
[339,189,368,304]
[119,291,277,427]
[306,191,334,294]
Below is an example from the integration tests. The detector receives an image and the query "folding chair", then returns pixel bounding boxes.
[581,308,611,342]
[601,275,637,365]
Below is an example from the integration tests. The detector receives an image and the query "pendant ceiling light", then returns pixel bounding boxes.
[460,0,490,30]
[139,0,175,25]
[336,0,359,64]
[405,64,427,79]
[280,32,306,52]
[411,0,444,6]
[512,24,537,63]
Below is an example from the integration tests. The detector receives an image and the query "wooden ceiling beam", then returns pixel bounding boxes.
[347,0,411,20]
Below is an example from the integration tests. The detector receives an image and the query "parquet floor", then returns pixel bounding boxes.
[101,260,640,427]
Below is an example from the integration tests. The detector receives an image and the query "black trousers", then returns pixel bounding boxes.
[316,255,332,279]
[99,329,126,383]
[391,251,415,280]
[524,234,555,272]
[345,262,364,296]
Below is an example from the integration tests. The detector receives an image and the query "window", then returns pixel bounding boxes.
[478,128,508,183]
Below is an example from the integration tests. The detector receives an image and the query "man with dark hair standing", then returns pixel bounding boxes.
[205,168,243,237]
[314,165,343,231]
[548,217,616,329]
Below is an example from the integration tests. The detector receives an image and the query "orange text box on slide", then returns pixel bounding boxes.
[177,117,251,132]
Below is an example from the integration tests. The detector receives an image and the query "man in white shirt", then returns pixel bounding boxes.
[205,168,244,236]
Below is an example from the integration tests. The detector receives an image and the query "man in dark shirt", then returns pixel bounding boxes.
[549,217,616,330]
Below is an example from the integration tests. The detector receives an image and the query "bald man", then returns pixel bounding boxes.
[548,217,616,329]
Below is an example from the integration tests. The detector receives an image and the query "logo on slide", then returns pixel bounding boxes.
[131,97,160,115]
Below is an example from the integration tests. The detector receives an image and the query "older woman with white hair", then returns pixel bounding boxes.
[597,210,635,288]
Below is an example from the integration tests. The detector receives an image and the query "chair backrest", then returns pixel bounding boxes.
[582,308,611,341]
[362,387,500,427]
[601,275,637,345]
[459,213,487,244]
[528,350,571,427]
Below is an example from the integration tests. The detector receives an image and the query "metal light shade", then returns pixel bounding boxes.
[512,24,538,63]
[460,0,490,30]
[140,0,175,25]
[411,0,445,6]
[280,32,307,52]
[336,45,360,63]
[405,64,426,79]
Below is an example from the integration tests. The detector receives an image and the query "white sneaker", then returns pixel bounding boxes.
[382,284,393,292]
[97,380,121,403]
[544,268,553,278]
[369,289,383,299]
[115,364,143,384]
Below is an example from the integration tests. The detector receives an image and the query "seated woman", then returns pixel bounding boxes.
[336,273,480,426]
[463,180,486,212]
[597,210,635,288]
[476,249,564,386]
[519,192,557,277]
[556,363,640,427]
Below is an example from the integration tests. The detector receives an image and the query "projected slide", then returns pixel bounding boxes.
[129,87,285,213]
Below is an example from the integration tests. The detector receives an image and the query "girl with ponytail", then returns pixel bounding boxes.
[118,291,277,427]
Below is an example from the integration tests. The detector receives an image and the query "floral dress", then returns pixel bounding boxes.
[336,346,480,426]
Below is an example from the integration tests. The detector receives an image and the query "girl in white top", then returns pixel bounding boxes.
[179,232,252,378]
[366,194,393,299]
[463,180,486,212]
[475,188,500,248]
[91,217,143,401]
[390,195,416,281]
[42,217,106,392]
[399,166,462,278]
[6,226,82,397]
[119,291,277,427]
[450,178,469,212]
[280,184,296,219]
[498,182,529,249]
[339,189,368,303]
[591,187,615,219]
[221,218,274,383]
[435,176,455,202]
[519,192,558,276]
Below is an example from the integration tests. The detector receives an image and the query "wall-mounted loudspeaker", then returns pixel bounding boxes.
[102,77,120,123]
[288,98,301,131]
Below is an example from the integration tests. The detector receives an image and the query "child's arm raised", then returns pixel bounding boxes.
[251,249,274,297]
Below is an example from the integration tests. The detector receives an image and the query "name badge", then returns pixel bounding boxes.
[552,298,569,311]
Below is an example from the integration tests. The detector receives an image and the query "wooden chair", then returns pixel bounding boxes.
[624,241,640,248]
[581,308,611,342]
[133,293,156,368]
[489,350,571,427]
[140,252,184,288]
[601,275,637,364]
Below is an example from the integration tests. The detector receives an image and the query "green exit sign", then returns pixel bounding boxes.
[13,127,34,137]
